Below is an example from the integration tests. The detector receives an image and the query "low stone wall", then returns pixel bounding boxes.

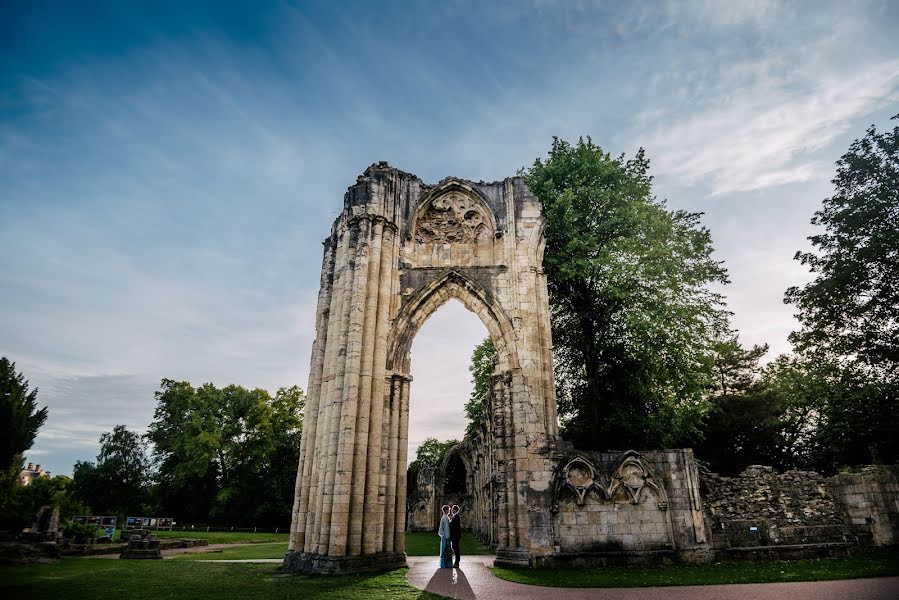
[547,449,709,564]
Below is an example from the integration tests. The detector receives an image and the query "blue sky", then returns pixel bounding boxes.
[2,1,897,476]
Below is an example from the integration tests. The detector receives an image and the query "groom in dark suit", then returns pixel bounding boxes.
[449,504,462,567]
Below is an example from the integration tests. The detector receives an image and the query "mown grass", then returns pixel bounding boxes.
[172,542,288,561]
[404,532,492,556]
[168,532,491,560]
[1,559,439,600]
[153,530,289,544]
[491,548,899,587]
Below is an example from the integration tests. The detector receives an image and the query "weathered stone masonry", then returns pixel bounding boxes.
[284,163,560,574]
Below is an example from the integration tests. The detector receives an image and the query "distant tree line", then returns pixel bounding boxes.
[0,369,304,531]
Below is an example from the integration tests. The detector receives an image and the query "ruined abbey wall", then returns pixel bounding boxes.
[286,163,560,574]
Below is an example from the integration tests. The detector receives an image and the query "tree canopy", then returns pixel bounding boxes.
[0,357,48,476]
[524,138,730,450]
[785,116,899,378]
[146,380,304,525]
[72,425,151,516]
[464,337,495,438]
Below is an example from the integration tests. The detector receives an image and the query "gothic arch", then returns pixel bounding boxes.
[387,269,519,374]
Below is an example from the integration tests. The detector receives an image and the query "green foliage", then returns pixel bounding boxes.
[146,380,304,526]
[19,475,89,520]
[710,336,768,397]
[71,425,151,516]
[464,337,495,438]
[785,116,899,378]
[524,138,730,450]
[697,349,899,474]
[408,437,458,478]
[62,519,102,543]
[0,357,48,474]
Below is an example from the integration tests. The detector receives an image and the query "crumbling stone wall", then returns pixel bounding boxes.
[405,467,435,532]
[701,466,850,547]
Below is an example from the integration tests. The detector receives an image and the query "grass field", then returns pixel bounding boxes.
[173,542,288,560]
[492,548,899,587]
[153,530,289,544]
[169,532,491,560]
[404,532,492,557]
[1,560,438,600]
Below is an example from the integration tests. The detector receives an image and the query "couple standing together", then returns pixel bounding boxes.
[438,504,462,568]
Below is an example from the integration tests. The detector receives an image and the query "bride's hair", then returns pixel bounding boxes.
[441,504,450,514]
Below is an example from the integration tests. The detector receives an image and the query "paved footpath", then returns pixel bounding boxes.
[405,556,899,600]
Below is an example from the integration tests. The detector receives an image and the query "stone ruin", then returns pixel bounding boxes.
[21,505,61,543]
[285,163,899,574]
[120,529,162,560]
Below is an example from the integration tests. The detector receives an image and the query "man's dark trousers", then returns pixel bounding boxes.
[449,514,462,566]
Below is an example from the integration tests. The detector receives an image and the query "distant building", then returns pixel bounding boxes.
[18,462,50,486]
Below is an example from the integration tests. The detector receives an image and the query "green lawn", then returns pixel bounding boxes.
[492,548,899,587]
[1,559,439,600]
[168,532,492,560]
[173,542,288,561]
[153,530,289,544]
[404,532,492,556]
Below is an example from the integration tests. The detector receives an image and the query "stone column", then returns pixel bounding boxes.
[289,237,336,552]
[347,218,385,555]
[393,375,411,552]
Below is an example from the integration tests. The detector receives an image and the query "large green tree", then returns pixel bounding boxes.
[146,380,304,525]
[785,116,899,377]
[525,139,730,450]
[71,425,151,516]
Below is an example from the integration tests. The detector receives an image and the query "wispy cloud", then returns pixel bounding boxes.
[640,59,899,195]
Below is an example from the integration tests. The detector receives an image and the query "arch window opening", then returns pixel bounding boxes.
[406,298,489,467]
[405,298,489,535]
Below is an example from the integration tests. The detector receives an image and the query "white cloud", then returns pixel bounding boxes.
[639,59,899,196]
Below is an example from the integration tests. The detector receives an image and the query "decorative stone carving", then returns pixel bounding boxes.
[609,451,668,509]
[414,191,492,243]
[553,451,669,511]
[554,456,607,507]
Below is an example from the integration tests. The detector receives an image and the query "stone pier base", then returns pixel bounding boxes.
[281,551,407,575]
[494,546,534,568]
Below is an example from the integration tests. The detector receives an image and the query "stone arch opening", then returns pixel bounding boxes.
[387,269,518,375]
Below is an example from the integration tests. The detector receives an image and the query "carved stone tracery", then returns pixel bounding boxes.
[609,451,668,509]
[414,191,492,243]
[553,450,669,511]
